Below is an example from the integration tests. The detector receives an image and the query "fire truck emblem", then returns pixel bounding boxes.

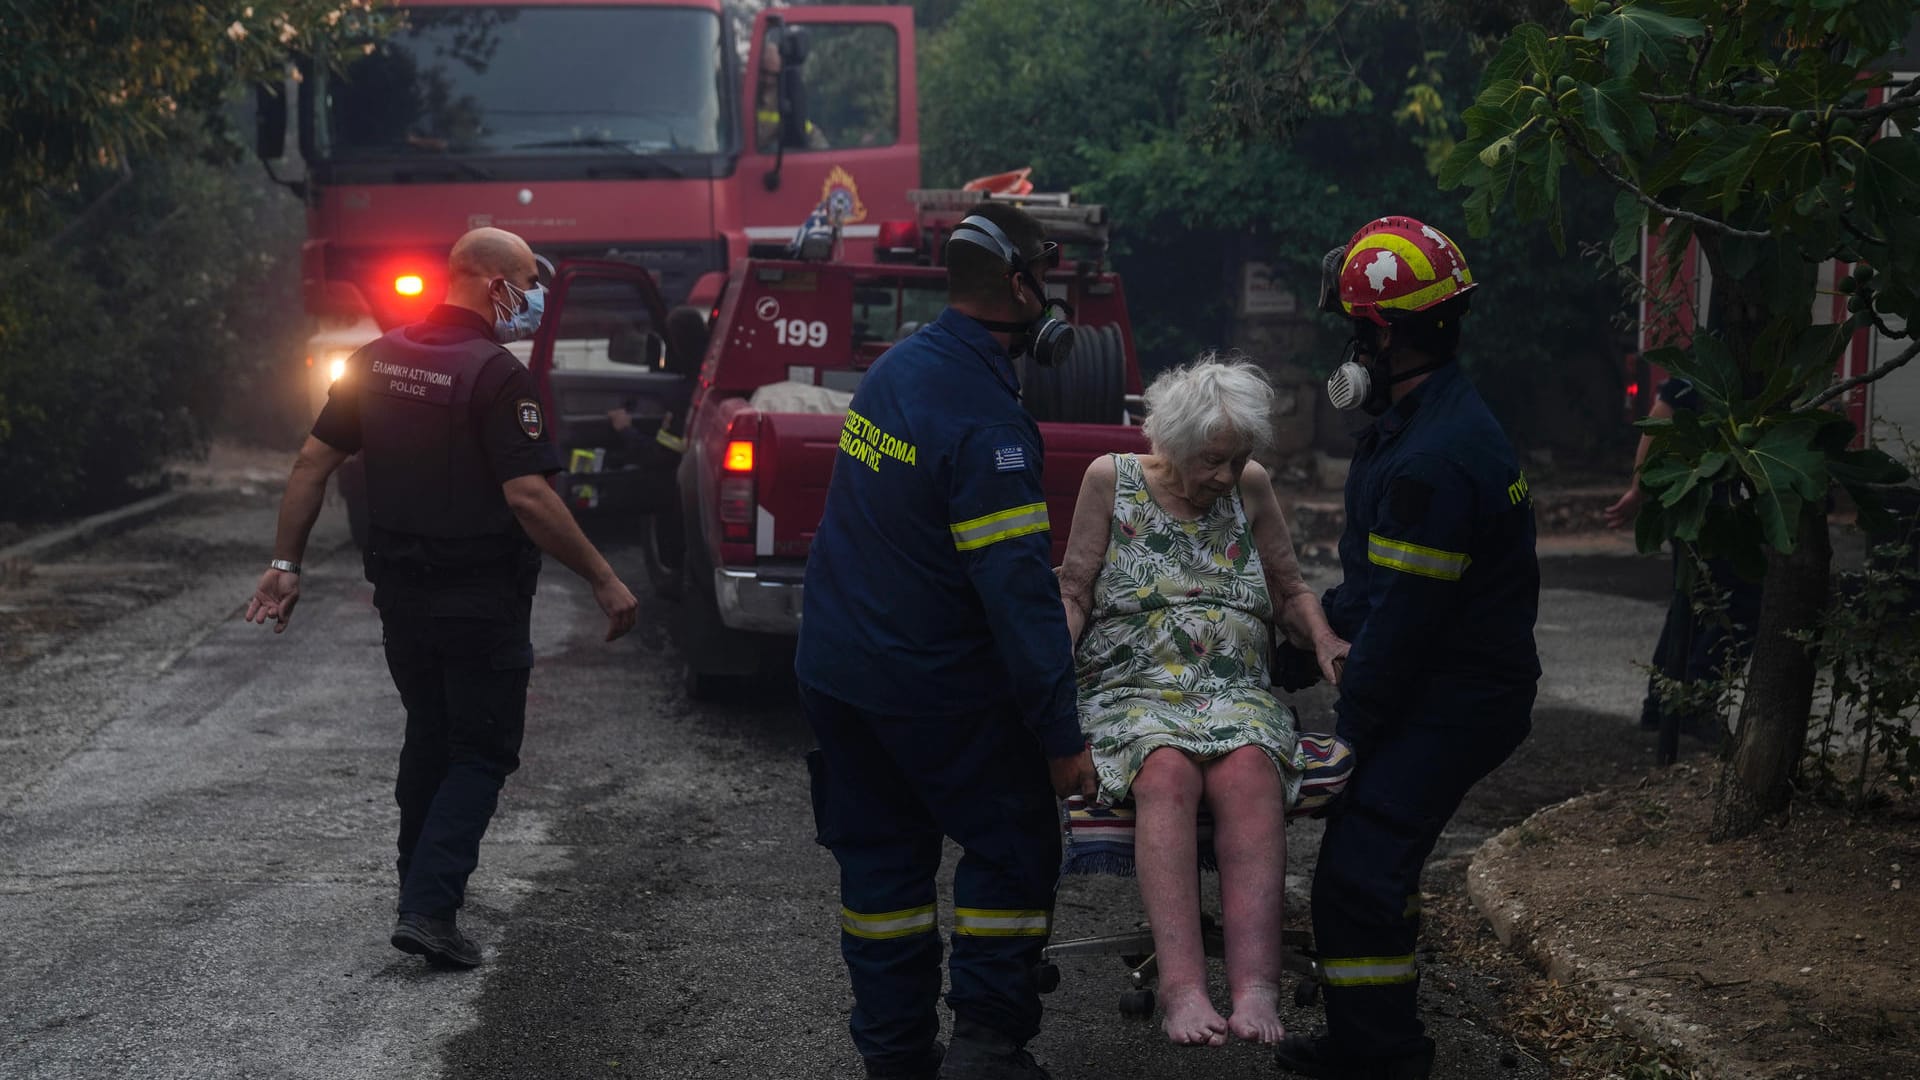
[819,166,867,226]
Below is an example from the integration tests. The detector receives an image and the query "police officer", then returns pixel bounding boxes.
[245,227,640,969]
[797,202,1097,1080]
[1274,218,1539,1079]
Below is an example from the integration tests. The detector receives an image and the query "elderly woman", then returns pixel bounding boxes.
[1058,355,1347,1047]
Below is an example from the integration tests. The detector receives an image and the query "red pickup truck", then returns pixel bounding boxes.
[539,193,1153,697]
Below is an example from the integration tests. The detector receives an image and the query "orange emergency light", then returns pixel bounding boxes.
[393,274,426,297]
[723,440,755,473]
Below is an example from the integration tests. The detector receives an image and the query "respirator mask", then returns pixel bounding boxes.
[1316,244,1451,416]
[948,213,1077,367]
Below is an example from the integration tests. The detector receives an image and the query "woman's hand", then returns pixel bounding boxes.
[1313,630,1351,686]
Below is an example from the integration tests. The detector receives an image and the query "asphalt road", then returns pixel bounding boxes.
[0,493,1674,1079]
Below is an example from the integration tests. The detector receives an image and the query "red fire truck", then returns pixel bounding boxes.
[255,0,922,520]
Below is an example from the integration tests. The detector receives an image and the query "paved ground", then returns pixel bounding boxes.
[0,490,1674,1079]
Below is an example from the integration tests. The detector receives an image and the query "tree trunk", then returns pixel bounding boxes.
[1711,500,1830,840]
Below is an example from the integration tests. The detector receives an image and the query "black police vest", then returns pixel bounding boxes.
[356,327,517,540]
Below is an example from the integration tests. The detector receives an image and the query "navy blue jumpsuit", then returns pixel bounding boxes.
[1316,363,1539,1061]
[796,307,1082,1073]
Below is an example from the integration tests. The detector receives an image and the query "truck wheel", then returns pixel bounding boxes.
[642,508,685,602]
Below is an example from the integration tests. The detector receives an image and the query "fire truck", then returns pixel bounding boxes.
[254,0,921,524]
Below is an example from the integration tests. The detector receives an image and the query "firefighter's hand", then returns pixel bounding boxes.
[245,568,302,634]
[595,576,639,641]
[1048,746,1098,799]
[608,407,633,433]
[1603,486,1643,529]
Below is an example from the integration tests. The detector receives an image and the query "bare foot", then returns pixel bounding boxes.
[1160,985,1229,1047]
[1228,983,1286,1044]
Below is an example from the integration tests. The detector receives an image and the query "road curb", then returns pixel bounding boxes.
[0,491,185,565]
[1467,797,1758,1080]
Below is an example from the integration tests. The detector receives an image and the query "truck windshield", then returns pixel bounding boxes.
[316,6,730,159]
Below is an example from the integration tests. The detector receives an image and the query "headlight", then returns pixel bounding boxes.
[327,353,349,383]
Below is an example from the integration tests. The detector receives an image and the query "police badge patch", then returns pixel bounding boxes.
[516,399,544,439]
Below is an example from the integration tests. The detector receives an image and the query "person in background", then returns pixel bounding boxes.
[1603,375,1762,740]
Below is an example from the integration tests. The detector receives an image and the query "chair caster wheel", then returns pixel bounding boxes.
[1033,962,1060,994]
[1293,976,1321,1008]
[1118,988,1155,1018]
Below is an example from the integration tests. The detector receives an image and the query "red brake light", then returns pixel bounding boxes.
[877,220,919,253]
[724,440,755,473]
[394,274,425,297]
[1626,383,1640,396]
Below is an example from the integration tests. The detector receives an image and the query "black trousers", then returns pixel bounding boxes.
[380,598,533,919]
[801,686,1061,1071]
[1639,543,1763,731]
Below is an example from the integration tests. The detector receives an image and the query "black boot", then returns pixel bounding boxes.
[868,1040,945,1080]
[1274,1032,1434,1079]
[390,912,483,969]
[936,1020,1051,1080]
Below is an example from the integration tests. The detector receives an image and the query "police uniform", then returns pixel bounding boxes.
[310,303,560,920]
[797,307,1080,1075]
[1313,362,1539,1065]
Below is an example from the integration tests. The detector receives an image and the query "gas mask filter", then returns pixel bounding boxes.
[947,213,1076,367]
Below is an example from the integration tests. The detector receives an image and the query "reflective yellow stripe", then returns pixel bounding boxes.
[953,907,1050,937]
[1377,275,1461,312]
[1367,532,1471,581]
[1344,233,1437,281]
[841,904,937,940]
[951,502,1050,551]
[1323,954,1418,987]
[654,429,686,453]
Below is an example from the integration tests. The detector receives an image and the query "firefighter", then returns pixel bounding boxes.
[796,201,1097,1080]
[1273,218,1539,1079]
[245,226,639,969]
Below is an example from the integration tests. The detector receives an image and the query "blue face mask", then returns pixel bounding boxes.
[492,280,546,343]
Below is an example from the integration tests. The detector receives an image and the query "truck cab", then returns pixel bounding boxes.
[661,190,1152,697]
[260,1,921,520]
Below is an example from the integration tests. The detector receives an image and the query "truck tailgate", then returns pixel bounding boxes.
[755,414,1147,566]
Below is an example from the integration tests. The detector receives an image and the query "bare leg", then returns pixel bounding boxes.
[1132,747,1228,1047]
[1204,745,1288,1044]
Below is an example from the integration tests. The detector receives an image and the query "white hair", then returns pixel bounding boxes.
[1140,352,1275,465]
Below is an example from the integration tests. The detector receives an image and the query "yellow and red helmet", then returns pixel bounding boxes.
[1328,216,1477,327]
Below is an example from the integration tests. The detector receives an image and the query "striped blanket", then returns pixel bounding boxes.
[1061,733,1354,878]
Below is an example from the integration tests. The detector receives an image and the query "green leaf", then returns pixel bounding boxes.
[1829,446,1911,488]
[1438,140,1487,190]
[1580,77,1656,158]
[1473,79,1527,113]
[1587,5,1703,76]
[1484,32,1531,83]
[1517,23,1557,82]
[1854,135,1920,224]
[1665,334,1742,410]
[1750,486,1806,553]
[1611,189,1646,265]
[1641,134,1710,197]
[1682,125,1768,183]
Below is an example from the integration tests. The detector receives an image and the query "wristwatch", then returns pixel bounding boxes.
[269,559,302,575]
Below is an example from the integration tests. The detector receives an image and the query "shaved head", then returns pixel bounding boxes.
[444,227,538,329]
[450,227,534,285]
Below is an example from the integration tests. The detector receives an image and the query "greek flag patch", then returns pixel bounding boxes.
[993,445,1027,472]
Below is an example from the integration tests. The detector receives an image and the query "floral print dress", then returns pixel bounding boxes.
[1076,453,1301,807]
